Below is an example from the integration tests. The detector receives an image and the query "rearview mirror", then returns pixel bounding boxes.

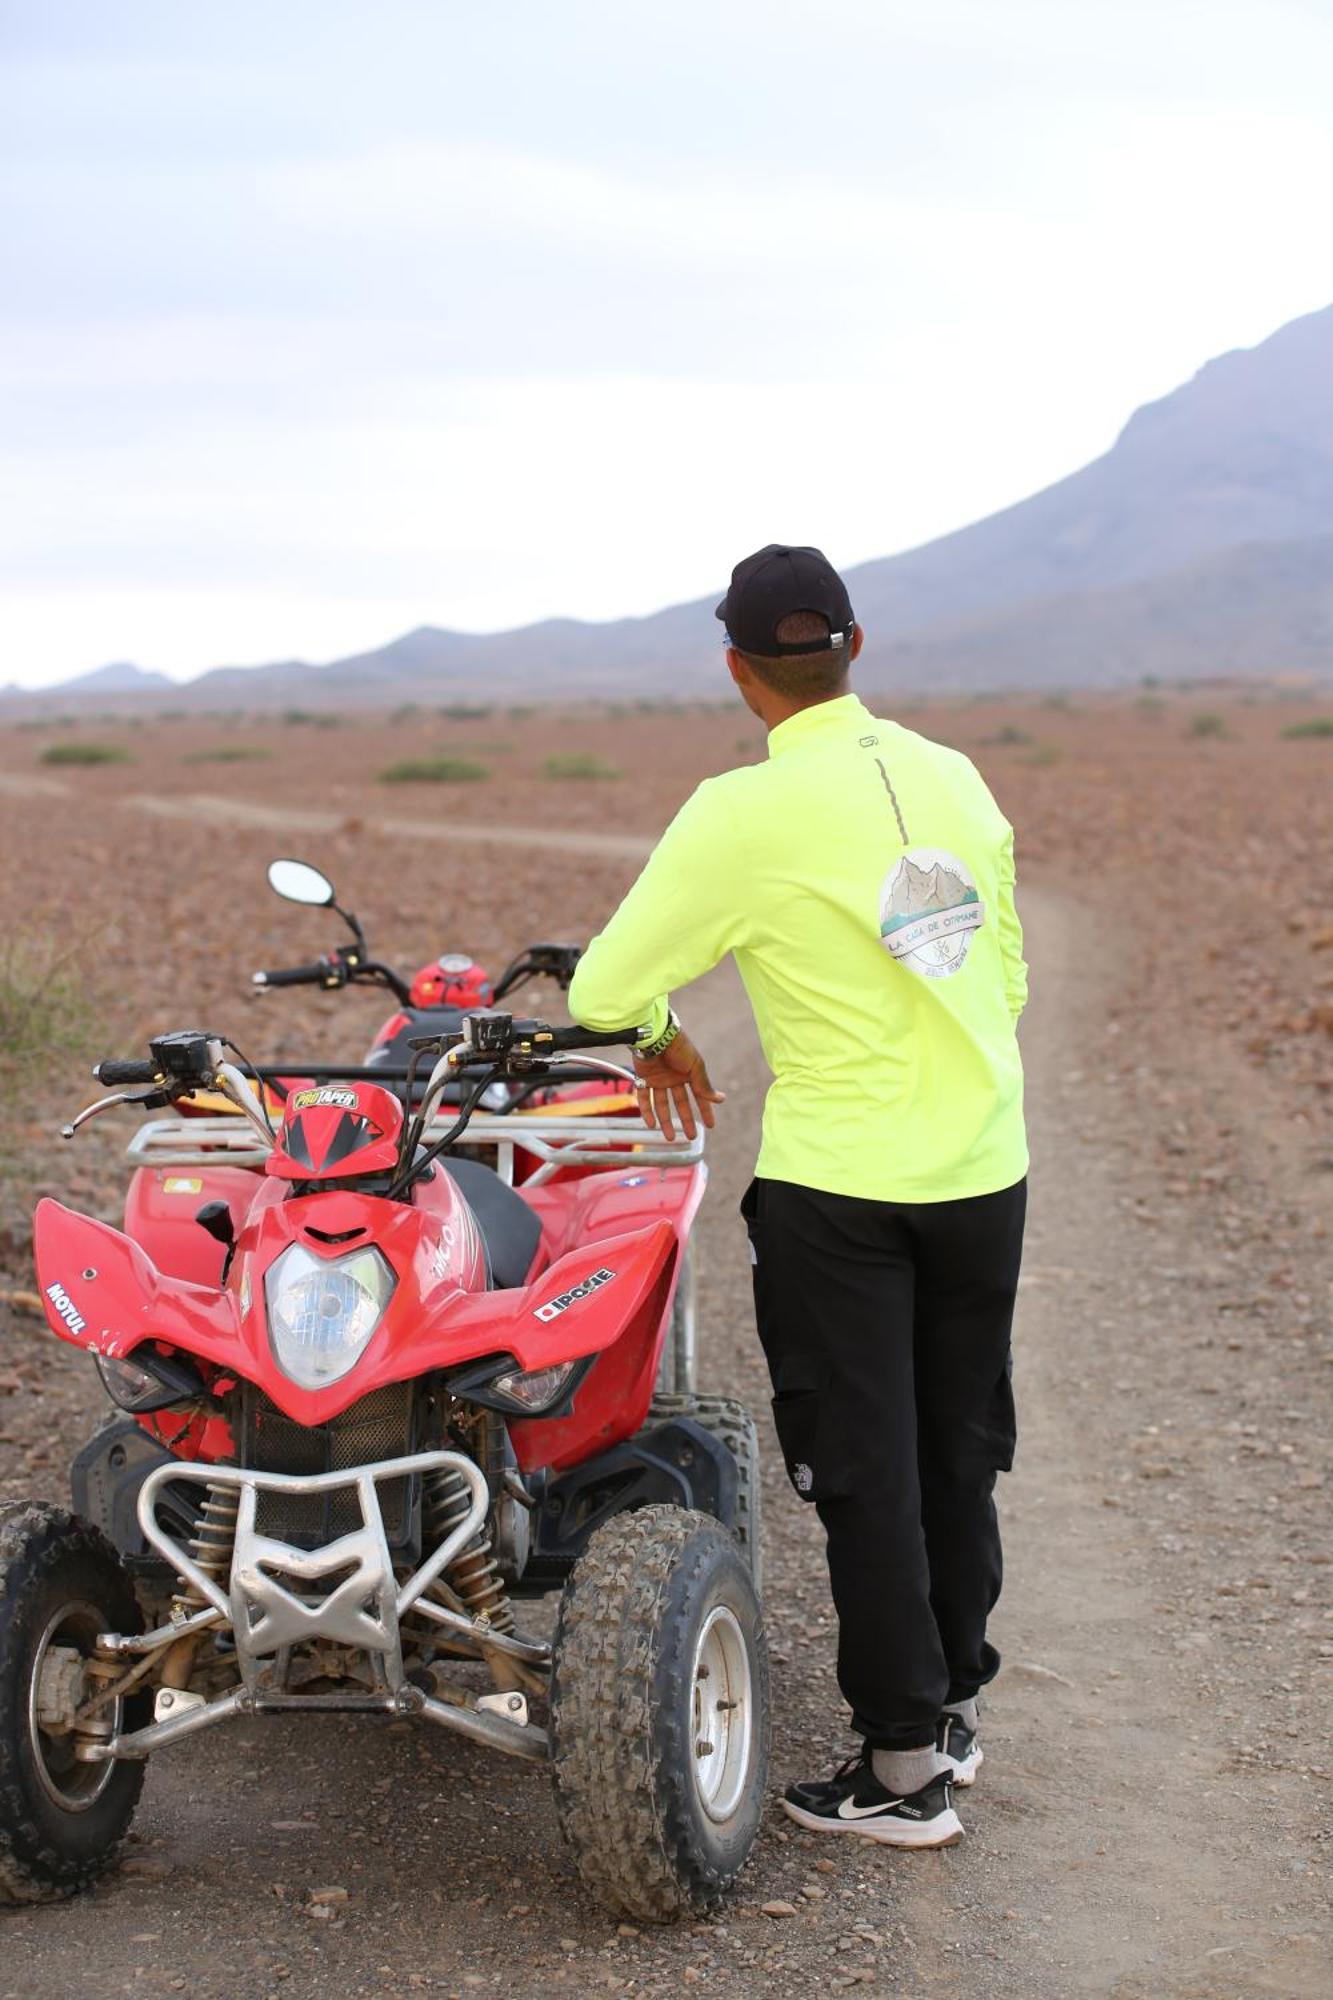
[267,858,335,907]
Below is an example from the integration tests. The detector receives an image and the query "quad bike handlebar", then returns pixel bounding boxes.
[80,1016,644,1173]
[252,960,331,991]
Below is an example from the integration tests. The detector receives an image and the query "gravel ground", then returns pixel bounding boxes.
[1,871,1328,1998]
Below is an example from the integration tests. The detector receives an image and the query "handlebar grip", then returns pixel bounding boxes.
[94,1057,160,1086]
[252,962,327,989]
[547,1024,641,1051]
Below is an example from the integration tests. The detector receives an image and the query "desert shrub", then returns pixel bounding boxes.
[1187,712,1228,739]
[0,935,93,1077]
[507,705,535,721]
[541,752,622,781]
[390,703,421,723]
[1136,695,1166,717]
[439,703,493,721]
[1020,742,1063,767]
[39,741,129,766]
[184,745,273,764]
[281,709,342,727]
[981,725,1034,747]
[378,757,490,784]
[1041,693,1072,710]
[1280,717,1333,739]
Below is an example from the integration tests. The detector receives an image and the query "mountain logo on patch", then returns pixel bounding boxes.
[879,848,984,979]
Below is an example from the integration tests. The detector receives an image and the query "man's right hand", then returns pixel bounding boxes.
[633,1029,725,1142]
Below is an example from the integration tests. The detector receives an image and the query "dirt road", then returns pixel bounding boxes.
[2,883,1328,1999]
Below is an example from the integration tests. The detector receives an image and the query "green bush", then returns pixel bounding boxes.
[980,725,1034,747]
[1280,717,1333,739]
[39,741,130,766]
[184,745,273,764]
[378,757,490,784]
[541,752,622,781]
[438,703,493,721]
[1187,712,1228,739]
[281,709,342,727]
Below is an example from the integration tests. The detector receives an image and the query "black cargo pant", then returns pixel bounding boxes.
[742,1175,1025,1751]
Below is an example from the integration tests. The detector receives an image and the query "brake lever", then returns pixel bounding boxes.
[61,1085,172,1139]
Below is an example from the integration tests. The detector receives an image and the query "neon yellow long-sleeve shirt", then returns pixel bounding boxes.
[568,692,1027,1203]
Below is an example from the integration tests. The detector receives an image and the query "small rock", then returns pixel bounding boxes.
[309,1885,349,1906]
[762,1900,798,1919]
[1006,1660,1075,1689]
[119,1857,173,1881]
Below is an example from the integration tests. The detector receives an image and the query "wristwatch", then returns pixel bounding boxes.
[636,1008,681,1060]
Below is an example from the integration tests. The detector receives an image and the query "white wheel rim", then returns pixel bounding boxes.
[689,1604,753,1824]
[28,1601,119,1813]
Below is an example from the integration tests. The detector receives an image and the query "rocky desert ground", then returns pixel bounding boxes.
[0,682,1329,1998]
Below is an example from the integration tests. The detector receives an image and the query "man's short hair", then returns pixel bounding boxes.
[732,611,851,698]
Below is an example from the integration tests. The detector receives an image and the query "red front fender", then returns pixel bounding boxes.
[32,1196,676,1428]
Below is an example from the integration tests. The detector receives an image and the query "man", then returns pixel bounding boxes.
[567,544,1027,1848]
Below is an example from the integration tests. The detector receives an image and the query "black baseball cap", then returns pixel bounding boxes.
[715,543,856,657]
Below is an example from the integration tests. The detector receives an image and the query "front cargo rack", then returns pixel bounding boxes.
[125,1111,703,1186]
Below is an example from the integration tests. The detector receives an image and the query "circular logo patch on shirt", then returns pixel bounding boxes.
[879,847,985,979]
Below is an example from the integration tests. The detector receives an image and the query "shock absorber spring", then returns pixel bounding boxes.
[175,1483,240,1611]
[423,1465,513,1633]
[162,1479,240,1692]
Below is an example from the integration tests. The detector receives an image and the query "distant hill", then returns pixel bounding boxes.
[8,303,1332,712]
[52,661,175,695]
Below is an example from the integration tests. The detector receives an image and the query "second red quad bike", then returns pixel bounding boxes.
[0,905,767,1921]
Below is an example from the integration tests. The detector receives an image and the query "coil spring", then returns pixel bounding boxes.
[172,1481,240,1613]
[423,1465,512,1632]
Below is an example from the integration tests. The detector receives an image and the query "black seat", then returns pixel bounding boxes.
[367,1006,468,1073]
[439,1157,542,1291]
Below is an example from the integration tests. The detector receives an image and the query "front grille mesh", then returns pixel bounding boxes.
[241,1383,416,1545]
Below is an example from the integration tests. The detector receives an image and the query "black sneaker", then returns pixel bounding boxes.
[937,1711,983,1787]
[781,1752,963,1848]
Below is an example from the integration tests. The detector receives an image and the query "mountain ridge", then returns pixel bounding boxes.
[8,302,1331,709]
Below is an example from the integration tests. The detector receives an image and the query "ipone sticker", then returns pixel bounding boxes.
[533,1267,616,1323]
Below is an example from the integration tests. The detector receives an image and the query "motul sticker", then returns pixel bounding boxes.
[291,1087,358,1111]
[533,1267,615,1323]
[45,1283,86,1335]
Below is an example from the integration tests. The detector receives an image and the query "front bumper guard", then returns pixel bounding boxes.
[89,1450,549,1765]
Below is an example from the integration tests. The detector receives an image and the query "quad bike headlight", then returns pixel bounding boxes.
[265,1243,396,1389]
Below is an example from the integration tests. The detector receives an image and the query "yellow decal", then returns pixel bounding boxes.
[162,1176,204,1195]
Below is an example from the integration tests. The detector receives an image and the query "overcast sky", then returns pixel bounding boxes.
[2,0,1331,687]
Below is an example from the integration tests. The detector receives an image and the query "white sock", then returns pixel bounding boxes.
[870,1745,950,1795]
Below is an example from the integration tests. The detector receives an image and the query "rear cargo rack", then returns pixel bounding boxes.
[125,1111,703,1185]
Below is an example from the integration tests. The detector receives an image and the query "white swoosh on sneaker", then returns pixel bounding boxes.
[836,1795,903,1819]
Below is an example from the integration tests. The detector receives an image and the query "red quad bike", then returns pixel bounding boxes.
[0,971,767,1922]
[248,857,699,1395]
